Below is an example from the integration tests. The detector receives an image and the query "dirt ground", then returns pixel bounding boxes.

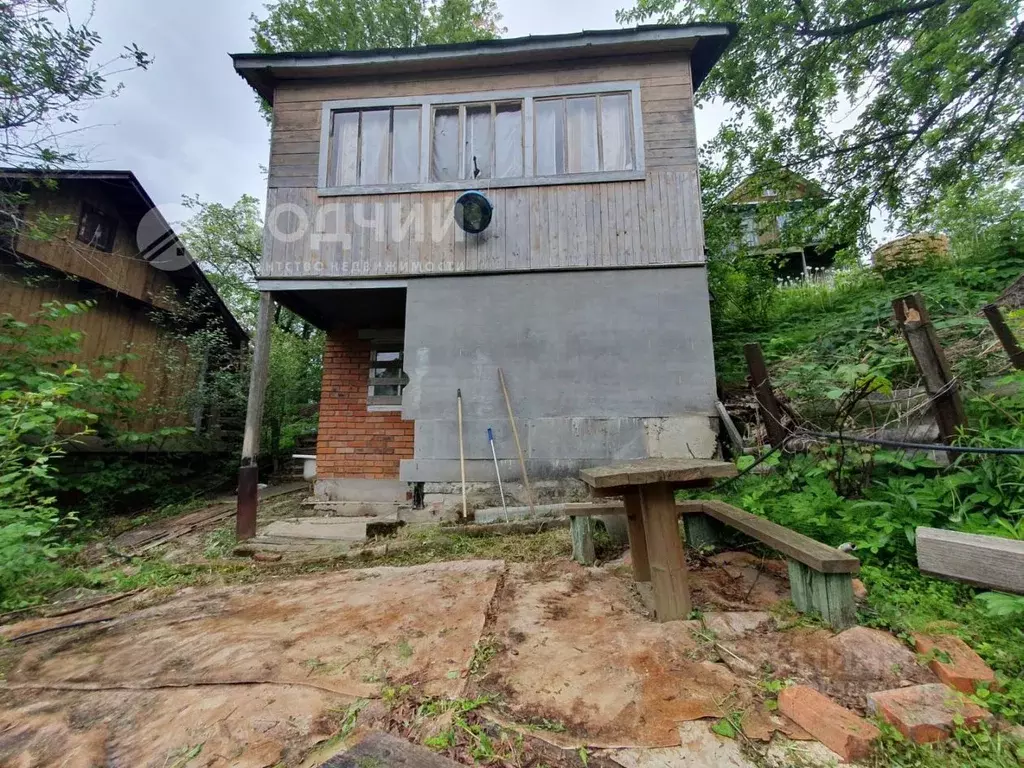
[0,503,941,767]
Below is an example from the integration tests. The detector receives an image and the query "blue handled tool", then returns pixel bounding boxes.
[487,427,509,522]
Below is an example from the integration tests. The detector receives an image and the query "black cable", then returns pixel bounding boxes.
[798,430,1024,455]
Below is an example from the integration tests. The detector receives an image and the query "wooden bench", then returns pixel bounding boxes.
[682,500,860,628]
[568,498,861,629]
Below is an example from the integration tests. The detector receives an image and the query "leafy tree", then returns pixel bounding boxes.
[619,0,1024,246]
[179,195,324,458]
[250,0,504,117]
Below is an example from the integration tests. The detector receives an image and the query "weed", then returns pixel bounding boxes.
[469,635,500,677]
[396,638,413,660]
[203,526,235,560]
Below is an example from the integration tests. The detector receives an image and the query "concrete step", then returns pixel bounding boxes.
[258,516,403,542]
[300,500,403,518]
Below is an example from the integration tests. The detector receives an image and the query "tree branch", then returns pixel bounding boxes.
[796,0,949,38]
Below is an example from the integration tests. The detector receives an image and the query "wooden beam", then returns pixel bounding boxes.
[982,303,1024,370]
[237,291,274,541]
[640,482,691,621]
[700,500,859,574]
[715,400,746,455]
[579,458,737,489]
[917,527,1024,594]
[570,516,596,566]
[623,488,651,582]
[743,343,788,447]
[893,293,966,443]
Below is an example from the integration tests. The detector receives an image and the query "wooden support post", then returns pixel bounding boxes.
[237,291,274,541]
[893,293,967,443]
[715,400,746,455]
[743,343,788,447]
[683,513,725,551]
[623,488,651,582]
[570,516,596,566]
[640,482,691,621]
[983,303,1024,370]
[787,560,856,630]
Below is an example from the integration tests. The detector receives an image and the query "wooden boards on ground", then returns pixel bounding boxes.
[917,527,1024,594]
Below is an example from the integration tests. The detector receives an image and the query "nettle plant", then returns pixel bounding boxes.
[0,301,143,607]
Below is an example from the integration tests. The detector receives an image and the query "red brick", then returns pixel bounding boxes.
[868,683,993,744]
[913,634,996,694]
[778,685,880,762]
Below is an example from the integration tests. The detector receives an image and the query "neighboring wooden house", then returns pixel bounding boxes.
[232,24,736,504]
[724,170,835,279]
[0,169,247,439]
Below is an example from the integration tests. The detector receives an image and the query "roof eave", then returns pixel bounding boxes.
[232,24,737,105]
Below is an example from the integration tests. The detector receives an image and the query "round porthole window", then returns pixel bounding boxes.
[454,190,493,234]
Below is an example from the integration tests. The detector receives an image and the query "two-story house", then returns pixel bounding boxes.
[232,24,735,509]
[0,169,247,439]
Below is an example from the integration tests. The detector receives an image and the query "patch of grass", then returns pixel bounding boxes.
[868,722,1024,767]
[469,635,500,677]
[396,638,413,660]
[203,526,236,560]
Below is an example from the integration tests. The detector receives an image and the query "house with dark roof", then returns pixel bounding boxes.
[0,169,247,441]
[231,25,736,508]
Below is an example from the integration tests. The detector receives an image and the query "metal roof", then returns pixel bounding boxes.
[232,24,737,104]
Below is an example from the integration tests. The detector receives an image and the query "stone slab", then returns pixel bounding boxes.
[260,518,382,541]
[324,730,463,767]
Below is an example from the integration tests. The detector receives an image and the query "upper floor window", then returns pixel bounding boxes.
[317,82,644,195]
[77,203,117,252]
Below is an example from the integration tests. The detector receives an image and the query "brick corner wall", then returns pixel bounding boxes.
[317,329,414,479]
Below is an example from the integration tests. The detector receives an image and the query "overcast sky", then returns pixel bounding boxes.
[67,0,729,211]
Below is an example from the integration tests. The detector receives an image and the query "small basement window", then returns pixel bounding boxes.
[76,203,117,252]
[367,341,405,409]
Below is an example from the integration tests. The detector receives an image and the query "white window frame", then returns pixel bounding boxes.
[317,81,646,197]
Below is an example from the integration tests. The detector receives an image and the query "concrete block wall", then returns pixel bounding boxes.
[317,329,414,481]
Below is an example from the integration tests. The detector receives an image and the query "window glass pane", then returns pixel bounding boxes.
[432,107,460,181]
[391,107,420,183]
[566,97,599,173]
[494,102,523,178]
[330,111,359,186]
[600,94,633,172]
[359,109,390,185]
[464,105,493,180]
[534,99,564,176]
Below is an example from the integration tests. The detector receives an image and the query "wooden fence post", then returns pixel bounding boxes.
[743,343,788,447]
[892,293,966,444]
[982,303,1024,370]
[237,291,274,541]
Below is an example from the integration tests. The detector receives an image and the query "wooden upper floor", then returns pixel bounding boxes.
[233,25,735,283]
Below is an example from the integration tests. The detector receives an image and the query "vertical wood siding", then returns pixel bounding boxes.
[263,53,705,279]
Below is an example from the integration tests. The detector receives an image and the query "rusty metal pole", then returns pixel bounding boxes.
[237,291,274,540]
[893,293,966,444]
[743,343,788,447]
[982,303,1024,370]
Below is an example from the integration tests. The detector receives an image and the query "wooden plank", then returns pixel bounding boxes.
[983,303,1024,370]
[623,488,650,582]
[570,516,596,566]
[893,293,966,443]
[744,342,788,447]
[916,527,1024,594]
[640,482,691,621]
[579,458,737,489]
[701,501,860,574]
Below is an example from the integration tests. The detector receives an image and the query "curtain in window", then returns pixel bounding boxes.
[391,108,420,184]
[432,107,459,181]
[464,105,493,180]
[534,99,564,176]
[360,110,390,185]
[566,97,598,174]
[494,103,523,179]
[331,111,360,186]
[600,94,633,171]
